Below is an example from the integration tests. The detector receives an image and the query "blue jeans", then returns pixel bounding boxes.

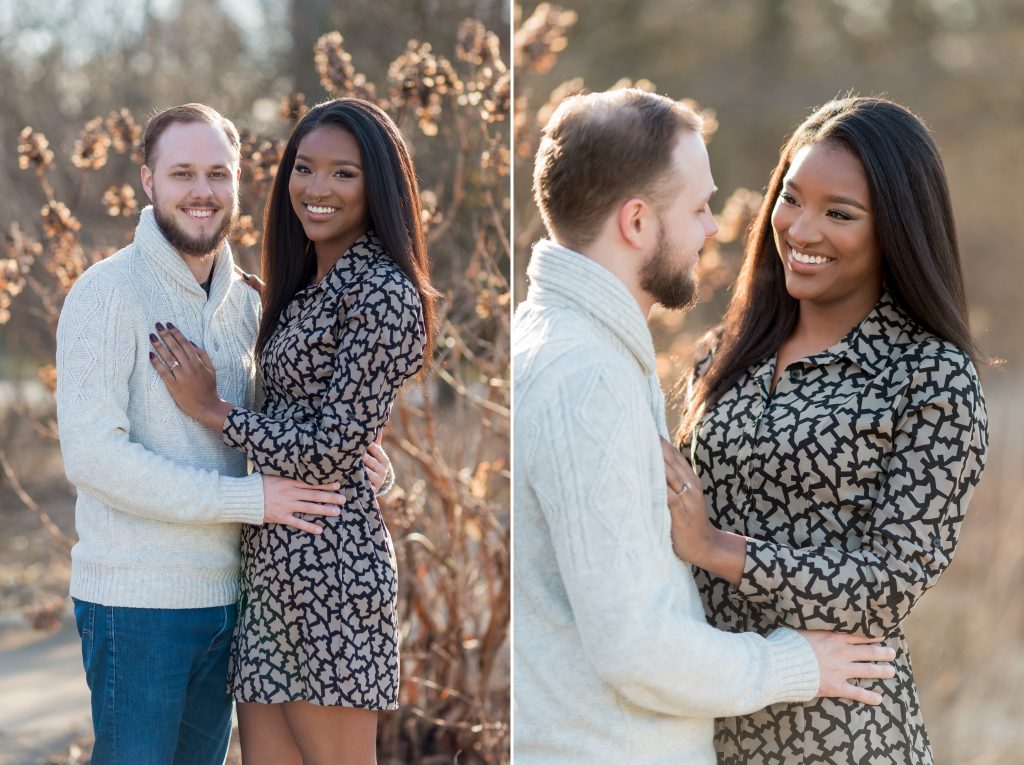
[72,599,236,765]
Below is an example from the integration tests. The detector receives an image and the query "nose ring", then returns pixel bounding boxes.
[313,195,322,203]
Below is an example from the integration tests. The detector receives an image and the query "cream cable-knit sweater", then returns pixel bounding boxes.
[56,207,264,609]
[512,240,820,765]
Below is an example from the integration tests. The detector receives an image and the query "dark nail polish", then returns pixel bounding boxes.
[148,351,154,359]
[167,322,175,329]
[149,333,158,342]
[155,322,165,331]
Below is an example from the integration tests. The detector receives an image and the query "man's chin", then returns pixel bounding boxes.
[154,208,235,258]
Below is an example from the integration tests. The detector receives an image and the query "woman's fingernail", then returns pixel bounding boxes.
[155,322,164,331]
[149,333,158,342]
[167,321,176,329]
[148,351,154,359]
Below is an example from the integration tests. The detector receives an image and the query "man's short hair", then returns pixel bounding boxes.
[142,103,241,169]
[533,88,703,250]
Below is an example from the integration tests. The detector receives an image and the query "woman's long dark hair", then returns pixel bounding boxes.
[680,96,981,440]
[255,98,439,361]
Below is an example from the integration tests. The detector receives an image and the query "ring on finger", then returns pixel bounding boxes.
[681,481,693,494]
[169,360,180,370]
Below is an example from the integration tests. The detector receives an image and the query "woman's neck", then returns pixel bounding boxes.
[311,228,369,284]
[789,285,882,353]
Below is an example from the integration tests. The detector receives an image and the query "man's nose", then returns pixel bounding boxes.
[191,175,214,198]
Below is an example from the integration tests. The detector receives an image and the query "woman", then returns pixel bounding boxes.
[149,98,437,765]
[662,96,988,764]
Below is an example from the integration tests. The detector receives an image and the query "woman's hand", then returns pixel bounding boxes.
[661,437,746,584]
[149,323,233,431]
[234,265,265,296]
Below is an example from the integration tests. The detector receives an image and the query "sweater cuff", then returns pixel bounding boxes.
[215,473,264,525]
[763,628,820,704]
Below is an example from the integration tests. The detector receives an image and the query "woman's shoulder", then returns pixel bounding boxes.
[692,325,725,380]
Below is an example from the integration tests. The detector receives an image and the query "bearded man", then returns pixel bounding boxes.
[56,104,359,764]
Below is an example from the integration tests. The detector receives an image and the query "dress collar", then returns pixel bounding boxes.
[801,290,921,376]
[526,239,657,376]
[302,229,387,296]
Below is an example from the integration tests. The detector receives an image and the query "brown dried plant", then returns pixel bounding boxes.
[4,18,510,765]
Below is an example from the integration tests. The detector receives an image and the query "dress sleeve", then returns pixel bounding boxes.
[222,271,425,484]
[525,359,819,718]
[733,354,988,636]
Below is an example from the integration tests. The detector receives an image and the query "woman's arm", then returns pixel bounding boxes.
[152,271,424,484]
[669,357,988,637]
[224,275,424,484]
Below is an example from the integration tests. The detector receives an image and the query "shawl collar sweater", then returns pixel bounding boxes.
[513,240,820,765]
[56,207,264,608]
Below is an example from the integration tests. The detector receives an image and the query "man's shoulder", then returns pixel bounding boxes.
[60,244,139,313]
[514,303,643,414]
[223,276,263,316]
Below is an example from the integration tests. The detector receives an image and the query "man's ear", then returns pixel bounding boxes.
[140,164,155,202]
[617,197,651,250]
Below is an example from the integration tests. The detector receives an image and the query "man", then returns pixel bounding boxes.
[55,104,388,764]
[512,89,895,764]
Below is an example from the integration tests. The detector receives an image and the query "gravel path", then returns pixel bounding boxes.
[0,611,90,765]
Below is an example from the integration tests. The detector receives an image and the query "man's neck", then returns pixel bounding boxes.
[179,251,216,285]
[560,238,654,318]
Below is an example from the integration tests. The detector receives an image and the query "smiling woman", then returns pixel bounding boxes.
[671,96,989,765]
[288,125,369,282]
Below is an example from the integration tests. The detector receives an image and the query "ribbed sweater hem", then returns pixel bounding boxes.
[764,628,820,702]
[70,561,240,609]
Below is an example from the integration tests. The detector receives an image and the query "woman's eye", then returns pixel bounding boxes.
[293,164,310,174]
[779,191,796,205]
[335,170,354,179]
[827,209,853,221]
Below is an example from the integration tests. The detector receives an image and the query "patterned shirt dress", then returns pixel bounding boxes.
[225,231,425,709]
[687,292,988,764]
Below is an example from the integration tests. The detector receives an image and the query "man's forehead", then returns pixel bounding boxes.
[153,121,237,167]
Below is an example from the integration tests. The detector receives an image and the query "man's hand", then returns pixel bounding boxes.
[800,631,897,704]
[262,475,346,534]
[363,440,392,494]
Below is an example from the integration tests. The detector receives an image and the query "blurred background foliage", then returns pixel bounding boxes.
[0,1,510,763]
[515,2,1023,764]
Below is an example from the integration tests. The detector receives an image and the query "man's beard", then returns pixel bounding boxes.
[639,225,698,310]
[152,190,237,258]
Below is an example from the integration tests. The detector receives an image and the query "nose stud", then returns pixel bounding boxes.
[313,195,322,203]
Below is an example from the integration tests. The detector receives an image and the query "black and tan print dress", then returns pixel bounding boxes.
[224,231,424,709]
[687,292,987,764]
